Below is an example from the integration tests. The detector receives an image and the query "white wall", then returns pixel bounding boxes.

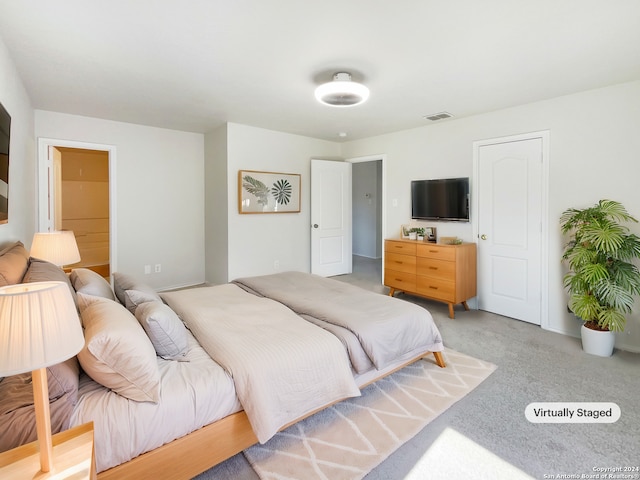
[204,124,229,284]
[224,123,341,280]
[341,81,640,352]
[34,111,205,290]
[0,37,36,247]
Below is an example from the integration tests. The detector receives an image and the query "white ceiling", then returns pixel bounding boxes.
[1,1,639,141]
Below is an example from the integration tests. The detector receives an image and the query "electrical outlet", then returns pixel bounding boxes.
[144,265,151,275]
[274,260,280,270]
[155,264,161,273]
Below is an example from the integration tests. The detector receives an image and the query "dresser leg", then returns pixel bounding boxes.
[462,301,470,311]
[388,287,396,297]
[448,303,455,319]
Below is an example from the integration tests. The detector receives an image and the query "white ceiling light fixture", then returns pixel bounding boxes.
[315,72,369,107]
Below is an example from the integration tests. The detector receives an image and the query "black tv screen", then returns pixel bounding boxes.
[411,177,469,222]
[0,101,9,224]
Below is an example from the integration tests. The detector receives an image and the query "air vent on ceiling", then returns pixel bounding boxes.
[423,112,453,121]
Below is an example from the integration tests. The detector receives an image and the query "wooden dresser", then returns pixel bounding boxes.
[384,238,477,318]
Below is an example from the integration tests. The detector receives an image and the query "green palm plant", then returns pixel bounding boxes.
[560,199,640,332]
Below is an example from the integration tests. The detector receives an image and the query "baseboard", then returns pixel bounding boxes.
[543,325,640,354]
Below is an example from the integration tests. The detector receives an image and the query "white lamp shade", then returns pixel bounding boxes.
[30,231,81,267]
[0,281,84,376]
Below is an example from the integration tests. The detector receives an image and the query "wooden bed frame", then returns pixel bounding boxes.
[97,350,445,480]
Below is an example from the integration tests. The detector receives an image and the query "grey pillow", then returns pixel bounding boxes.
[112,271,161,311]
[24,257,77,305]
[0,241,29,286]
[112,272,139,304]
[70,268,115,300]
[124,288,162,313]
[135,301,189,360]
[0,357,80,452]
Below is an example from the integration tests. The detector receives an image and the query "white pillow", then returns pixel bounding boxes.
[124,288,162,313]
[70,268,115,300]
[77,295,161,403]
[135,301,188,360]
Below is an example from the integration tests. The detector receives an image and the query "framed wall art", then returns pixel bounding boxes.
[238,170,301,214]
[0,101,11,224]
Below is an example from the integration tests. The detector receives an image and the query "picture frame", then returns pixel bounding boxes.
[238,170,301,214]
[401,224,412,238]
[0,101,11,225]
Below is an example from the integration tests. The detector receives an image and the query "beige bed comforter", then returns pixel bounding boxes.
[160,284,360,443]
[233,271,444,371]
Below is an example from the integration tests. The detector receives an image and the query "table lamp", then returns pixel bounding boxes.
[0,281,84,473]
[30,231,81,267]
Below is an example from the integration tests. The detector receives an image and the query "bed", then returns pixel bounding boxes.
[0,241,445,479]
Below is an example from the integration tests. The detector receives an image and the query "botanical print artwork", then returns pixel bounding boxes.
[242,175,271,207]
[238,170,301,213]
[270,178,292,205]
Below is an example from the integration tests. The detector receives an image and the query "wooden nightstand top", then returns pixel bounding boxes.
[0,422,96,479]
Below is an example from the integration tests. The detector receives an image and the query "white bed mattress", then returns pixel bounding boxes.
[68,330,241,473]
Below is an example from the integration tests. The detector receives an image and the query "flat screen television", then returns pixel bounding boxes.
[411,177,469,222]
[0,101,10,224]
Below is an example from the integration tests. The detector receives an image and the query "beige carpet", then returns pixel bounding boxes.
[243,349,496,480]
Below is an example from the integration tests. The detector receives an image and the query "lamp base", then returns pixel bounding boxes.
[32,368,54,472]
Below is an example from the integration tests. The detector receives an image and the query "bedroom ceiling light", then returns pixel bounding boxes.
[315,72,369,107]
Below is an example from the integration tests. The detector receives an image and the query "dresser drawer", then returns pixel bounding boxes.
[384,270,416,292]
[385,240,417,256]
[417,257,455,279]
[385,252,416,274]
[416,276,455,302]
[416,244,455,261]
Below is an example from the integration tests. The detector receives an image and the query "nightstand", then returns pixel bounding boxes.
[0,422,96,479]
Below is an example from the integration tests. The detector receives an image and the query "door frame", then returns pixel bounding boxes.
[472,131,550,329]
[37,137,118,276]
[346,154,387,283]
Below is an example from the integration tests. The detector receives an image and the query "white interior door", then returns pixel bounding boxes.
[476,136,544,324]
[311,159,352,276]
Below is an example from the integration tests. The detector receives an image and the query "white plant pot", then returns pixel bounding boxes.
[581,324,615,357]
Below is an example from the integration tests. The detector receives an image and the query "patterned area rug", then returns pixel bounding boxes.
[243,349,496,480]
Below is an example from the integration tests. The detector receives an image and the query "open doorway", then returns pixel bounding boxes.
[350,155,385,283]
[38,139,116,279]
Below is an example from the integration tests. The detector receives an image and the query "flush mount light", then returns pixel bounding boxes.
[315,72,369,107]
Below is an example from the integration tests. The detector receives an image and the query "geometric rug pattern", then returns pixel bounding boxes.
[243,348,497,480]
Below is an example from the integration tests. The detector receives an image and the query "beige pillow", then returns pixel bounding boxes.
[70,268,115,300]
[0,241,29,286]
[77,295,161,403]
[135,301,188,360]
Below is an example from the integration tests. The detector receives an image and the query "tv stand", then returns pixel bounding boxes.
[384,238,477,318]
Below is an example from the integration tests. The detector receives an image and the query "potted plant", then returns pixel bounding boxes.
[560,199,640,356]
[410,227,426,241]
